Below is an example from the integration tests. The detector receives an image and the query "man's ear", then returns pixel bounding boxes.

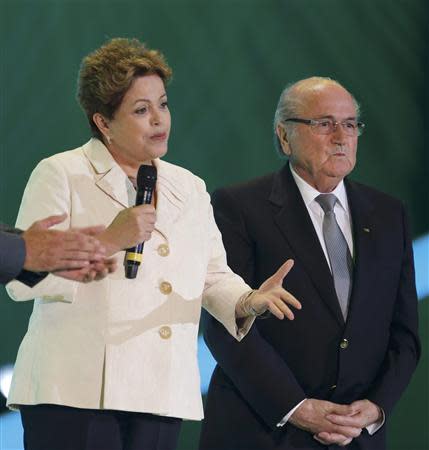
[276,125,291,156]
[93,113,111,142]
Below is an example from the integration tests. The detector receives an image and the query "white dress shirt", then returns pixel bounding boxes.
[290,165,354,264]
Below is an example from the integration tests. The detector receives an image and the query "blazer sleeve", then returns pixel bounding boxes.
[365,205,420,416]
[204,187,306,430]
[197,179,254,340]
[6,158,78,302]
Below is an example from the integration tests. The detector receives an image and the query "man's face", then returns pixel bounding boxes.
[281,83,358,192]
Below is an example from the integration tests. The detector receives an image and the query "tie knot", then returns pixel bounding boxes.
[316,193,337,213]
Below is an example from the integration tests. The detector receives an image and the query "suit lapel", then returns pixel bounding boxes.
[270,165,344,326]
[95,170,130,209]
[152,159,187,241]
[345,180,376,320]
[83,139,129,208]
[82,140,188,243]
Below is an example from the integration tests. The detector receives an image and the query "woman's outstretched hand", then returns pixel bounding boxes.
[237,260,302,319]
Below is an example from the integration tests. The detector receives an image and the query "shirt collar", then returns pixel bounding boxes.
[289,164,349,213]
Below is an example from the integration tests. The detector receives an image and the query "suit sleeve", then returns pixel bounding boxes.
[6,158,78,302]
[0,227,26,284]
[365,205,420,416]
[204,187,306,430]
[0,225,47,287]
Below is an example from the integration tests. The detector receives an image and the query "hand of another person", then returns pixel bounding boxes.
[244,260,302,319]
[98,205,156,255]
[54,257,118,282]
[22,214,106,272]
[289,399,361,439]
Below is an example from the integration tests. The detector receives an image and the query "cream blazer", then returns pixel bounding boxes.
[6,138,252,420]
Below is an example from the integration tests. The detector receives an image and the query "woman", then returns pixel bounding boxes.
[6,38,300,450]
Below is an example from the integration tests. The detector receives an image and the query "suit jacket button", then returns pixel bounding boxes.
[160,281,172,294]
[159,326,172,339]
[157,244,170,257]
[340,338,349,349]
[330,384,337,390]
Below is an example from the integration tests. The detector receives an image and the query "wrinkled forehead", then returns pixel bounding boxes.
[295,82,357,119]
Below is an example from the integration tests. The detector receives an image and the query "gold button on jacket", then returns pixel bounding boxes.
[159,281,172,294]
[157,244,170,257]
[159,326,172,339]
[340,338,349,349]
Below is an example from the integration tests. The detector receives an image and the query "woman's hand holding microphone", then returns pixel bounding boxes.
[98,205,157,256]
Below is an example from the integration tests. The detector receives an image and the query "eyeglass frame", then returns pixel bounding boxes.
[284,117,365,136]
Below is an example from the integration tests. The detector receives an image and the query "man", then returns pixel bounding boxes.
[0,213,116,285]
[199,77,420,449]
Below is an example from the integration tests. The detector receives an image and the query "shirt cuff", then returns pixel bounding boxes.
[236,315,256,340]
[276,399,307,427]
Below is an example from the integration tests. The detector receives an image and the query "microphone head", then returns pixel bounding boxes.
[137,164,157,190]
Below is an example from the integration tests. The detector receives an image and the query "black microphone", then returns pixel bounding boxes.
[124,164,157,279]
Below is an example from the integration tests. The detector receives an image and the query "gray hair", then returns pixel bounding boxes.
[273,77,361,157]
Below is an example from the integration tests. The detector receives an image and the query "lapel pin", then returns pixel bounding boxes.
[363,227,370,233]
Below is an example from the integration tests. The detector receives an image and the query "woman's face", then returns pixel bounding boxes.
[104,74,171,170]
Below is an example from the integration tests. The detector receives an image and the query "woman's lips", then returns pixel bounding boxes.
[150,132,167,141]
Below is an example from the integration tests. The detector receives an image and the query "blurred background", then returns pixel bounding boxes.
[0,0,428,449]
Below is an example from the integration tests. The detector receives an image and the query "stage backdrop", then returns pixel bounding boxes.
[0,1,428,449]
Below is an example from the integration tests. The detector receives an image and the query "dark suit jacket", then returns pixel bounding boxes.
[0,224,46,286]
[199,164,420,450]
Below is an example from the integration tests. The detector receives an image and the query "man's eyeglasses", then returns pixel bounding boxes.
[284,118,365,137]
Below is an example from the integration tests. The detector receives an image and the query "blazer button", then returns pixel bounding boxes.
[157,244,170,257]
[330,384,337,390]
[159,326,172,339]
[340,338,349,349]
[160,281,172,295]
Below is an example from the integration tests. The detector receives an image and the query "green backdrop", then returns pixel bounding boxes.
[0,1,428,449]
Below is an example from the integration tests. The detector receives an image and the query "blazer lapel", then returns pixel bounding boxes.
[152,159,187,241]
[345,180,376,320]
[83,140,189,239]
[270,164,344,326]
[83,139,129,208]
